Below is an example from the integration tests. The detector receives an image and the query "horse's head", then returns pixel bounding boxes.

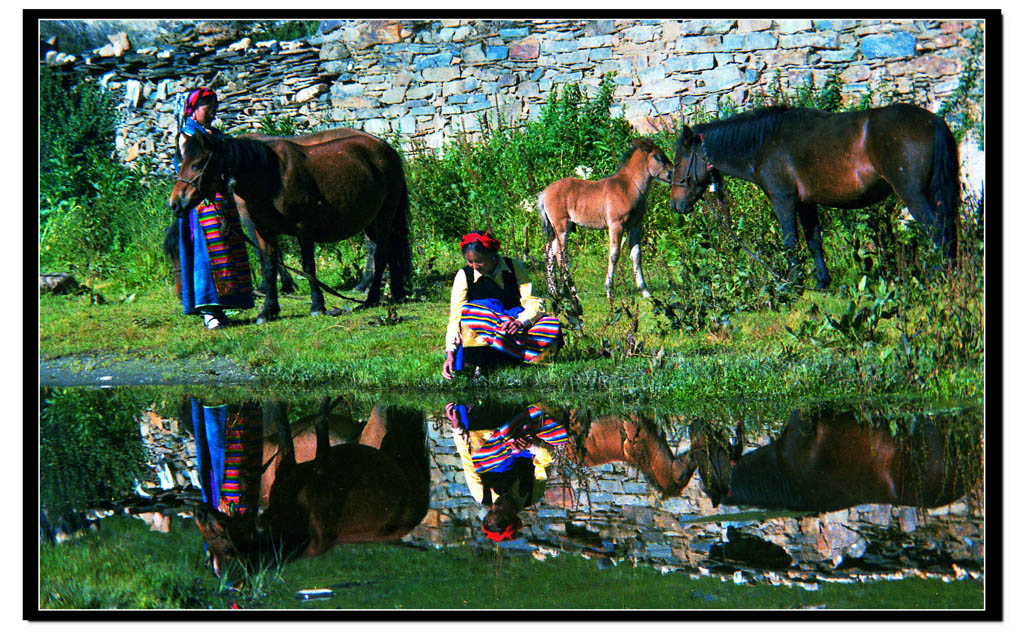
[670,126,714,214]
[193,503,261,584]
[688,419,740,508]
[168,131,227,218]
[635,139,674,184]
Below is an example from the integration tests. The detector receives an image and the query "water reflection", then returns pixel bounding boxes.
[445,401,568,541]
[692,407,981,512]
[186,396,429,582]
[38,389,984,587]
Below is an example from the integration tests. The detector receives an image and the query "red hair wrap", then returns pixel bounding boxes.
[460,232,500,252]
[482,516,523,542]
[186,87,218,116]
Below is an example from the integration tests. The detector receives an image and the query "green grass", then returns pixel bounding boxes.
[39,233,984,404]
[38,516,984,611]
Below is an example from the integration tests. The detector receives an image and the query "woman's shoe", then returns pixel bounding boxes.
[202,313,222,330]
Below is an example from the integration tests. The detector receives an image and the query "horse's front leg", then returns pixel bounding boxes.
[299,234,326,316]
[256,236,281,324]
[606,223,624,300]
[797,202,831,289]
[626,225,651,298]
[771,195,801,282]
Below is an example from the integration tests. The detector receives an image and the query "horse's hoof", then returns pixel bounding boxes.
[817,279,832,291]
[255,314,277,325]
[640,290,652,299]
[310,309,324,318]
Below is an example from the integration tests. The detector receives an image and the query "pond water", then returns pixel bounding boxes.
[39,386,984,600]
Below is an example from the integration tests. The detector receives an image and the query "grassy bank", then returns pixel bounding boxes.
[38,516,984,611]
[38,235,983,402]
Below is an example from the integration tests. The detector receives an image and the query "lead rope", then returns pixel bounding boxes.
[214,213,370,305]
[699,185,788,285]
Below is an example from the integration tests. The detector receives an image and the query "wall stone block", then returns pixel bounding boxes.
[702,64,744,92]
[676,35,725,53]
[666,53,716,73]
[860,31,917,59]
[819,48,859,63]
[723,31,779,51]
[780,32,840,50]
[777,19,813,33]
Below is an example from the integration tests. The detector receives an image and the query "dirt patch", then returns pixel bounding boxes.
[39,354,258,387]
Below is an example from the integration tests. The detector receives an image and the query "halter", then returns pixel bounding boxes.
[175,150,218,191]
[670,144,708,191]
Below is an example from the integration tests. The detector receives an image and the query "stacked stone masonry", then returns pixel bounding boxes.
[43,18,983,175]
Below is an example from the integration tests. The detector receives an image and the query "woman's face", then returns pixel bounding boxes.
[193,101,217,127]
[463,248,498,275]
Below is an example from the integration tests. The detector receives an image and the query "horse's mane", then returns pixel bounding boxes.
[199,134,283,194]
[615,138,662,171]
[686,105,791,167]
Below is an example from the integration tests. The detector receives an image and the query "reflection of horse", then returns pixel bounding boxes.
[670,104,960,289]
[692,408,981,512]
[169,127,411,323]
[193,400,428,582]
[538,139,674,300]
[565,411,698,498]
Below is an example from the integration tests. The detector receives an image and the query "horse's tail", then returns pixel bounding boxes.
[163,221,182,296]
[930,115,960,261]
[537,191,555,241]
[388,178,413,302]
[163,221,179,261]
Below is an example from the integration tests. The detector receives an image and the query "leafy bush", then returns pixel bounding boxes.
[248,20,321,42]
[405,75,635,248]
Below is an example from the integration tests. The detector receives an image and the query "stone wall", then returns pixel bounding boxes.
[42,18,985,174]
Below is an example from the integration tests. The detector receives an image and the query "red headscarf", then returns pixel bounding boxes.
[460,231,500,252]
[185,87,218,116]
[482,515,523,542]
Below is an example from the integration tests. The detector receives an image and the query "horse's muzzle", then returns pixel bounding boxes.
[168,196,188,219]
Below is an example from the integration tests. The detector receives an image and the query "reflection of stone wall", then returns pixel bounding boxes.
[133,410,984,582]
[42,18,982,173]
[411,418,985,584]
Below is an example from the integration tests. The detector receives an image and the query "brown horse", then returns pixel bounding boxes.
[193,400,429,583]
[670,104,960,289]
[691,407,982,512]
[564,411,699,498]
[239,129,377,294]
[168,127,411,323]
[538,138,674,301]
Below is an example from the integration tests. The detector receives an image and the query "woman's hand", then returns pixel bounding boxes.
[442,351,456,379]
[498,318,525,335]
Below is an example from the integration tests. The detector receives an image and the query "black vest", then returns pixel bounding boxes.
[464,257,521,309]
[479,457,536,507]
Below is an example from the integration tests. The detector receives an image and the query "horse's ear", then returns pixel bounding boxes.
[679,126,694,146]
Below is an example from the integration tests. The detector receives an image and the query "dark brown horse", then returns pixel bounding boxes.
[539,139,674,300]
[169,127,411,323]
[691,408,981,512]
[193,400,429,583]
[670,104,960,289]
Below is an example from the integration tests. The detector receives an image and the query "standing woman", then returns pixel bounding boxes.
[173,87,254,330]
[442,230,562,379]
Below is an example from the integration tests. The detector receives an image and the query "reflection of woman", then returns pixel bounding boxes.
[189,400,263,517]
[442,231,561,379]
[173,87,254,330]
[446,402,568,541]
